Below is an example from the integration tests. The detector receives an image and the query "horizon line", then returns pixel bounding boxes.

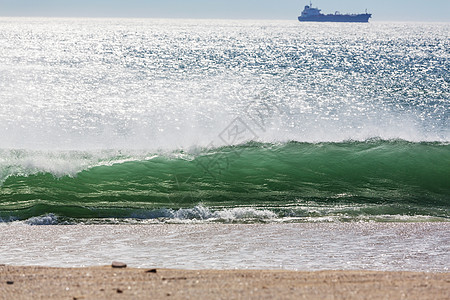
[0,15,449,23]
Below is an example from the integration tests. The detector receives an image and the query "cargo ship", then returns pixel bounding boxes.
[298,2,372,23]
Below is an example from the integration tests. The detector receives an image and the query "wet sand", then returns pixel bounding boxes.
[1,265,449,299]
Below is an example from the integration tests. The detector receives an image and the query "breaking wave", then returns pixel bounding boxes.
[1,140,448,223]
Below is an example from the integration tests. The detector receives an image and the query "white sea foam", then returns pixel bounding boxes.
[0,149,164,184]
[14,205,444,226]
[130,205,277,223]
[24,214,60,225]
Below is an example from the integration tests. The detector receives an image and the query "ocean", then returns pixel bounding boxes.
[0,18,449,270]
[0,19,449,224]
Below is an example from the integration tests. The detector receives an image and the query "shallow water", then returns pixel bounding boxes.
[1,223,449,271]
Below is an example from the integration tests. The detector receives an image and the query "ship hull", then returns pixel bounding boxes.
[298,14,371,23]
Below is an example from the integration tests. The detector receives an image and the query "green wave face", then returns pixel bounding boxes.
[0,141,449,223]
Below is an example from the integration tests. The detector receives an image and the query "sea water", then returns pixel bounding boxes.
[0,223,449,271]
[0,19,448,224]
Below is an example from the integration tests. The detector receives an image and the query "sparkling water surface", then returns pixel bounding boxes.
[0,19,448,150]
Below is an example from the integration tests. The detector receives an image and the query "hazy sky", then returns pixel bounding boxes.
[0,0,449,21]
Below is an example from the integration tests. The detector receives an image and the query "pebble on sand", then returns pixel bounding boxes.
[111,262,127,268]
[146,269,157,273]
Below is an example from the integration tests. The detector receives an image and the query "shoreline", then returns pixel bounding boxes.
[1,223,448,271]
[1,265,449,299]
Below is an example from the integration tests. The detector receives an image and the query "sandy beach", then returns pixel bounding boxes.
[1,265,449,299]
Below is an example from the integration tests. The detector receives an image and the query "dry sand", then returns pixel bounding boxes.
[1,265,449,299]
